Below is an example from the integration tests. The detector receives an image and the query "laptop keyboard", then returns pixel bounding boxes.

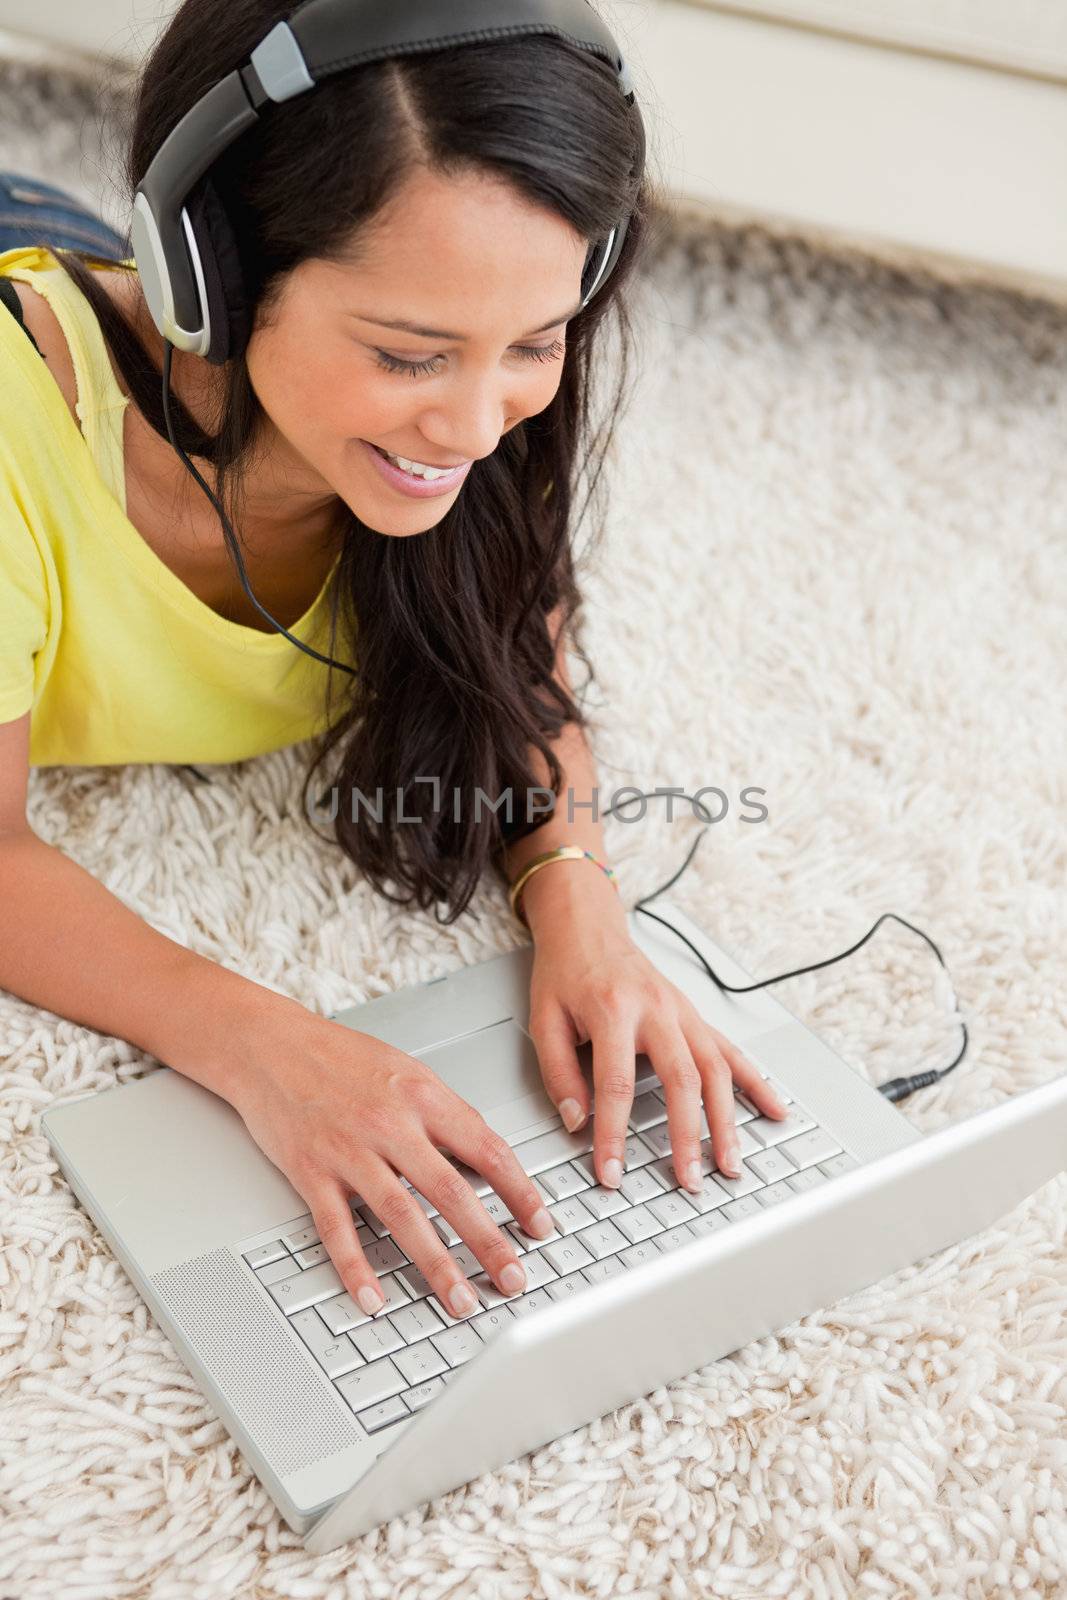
[240,1071,857,1441]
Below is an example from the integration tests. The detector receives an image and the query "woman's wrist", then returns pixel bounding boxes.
[518,854,628,943]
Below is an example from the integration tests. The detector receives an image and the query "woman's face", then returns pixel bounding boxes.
[242,164,589,539]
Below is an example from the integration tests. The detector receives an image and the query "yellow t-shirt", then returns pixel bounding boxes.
[0,245,354,767]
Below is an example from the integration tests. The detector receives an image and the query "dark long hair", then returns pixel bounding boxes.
[55,0,657,923]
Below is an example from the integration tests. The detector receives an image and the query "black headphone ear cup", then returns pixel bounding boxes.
[184,176,252,364]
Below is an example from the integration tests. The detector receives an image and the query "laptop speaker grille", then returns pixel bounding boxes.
[150,1248,355,1478]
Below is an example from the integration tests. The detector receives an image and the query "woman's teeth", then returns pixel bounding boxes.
[377,447,457,480]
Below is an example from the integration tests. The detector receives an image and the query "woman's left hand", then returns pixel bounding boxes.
[526,900,788,1197]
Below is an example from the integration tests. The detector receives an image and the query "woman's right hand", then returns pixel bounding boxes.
[227,999,559,1320]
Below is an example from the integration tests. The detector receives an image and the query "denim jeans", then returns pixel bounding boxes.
[0,169,130,258]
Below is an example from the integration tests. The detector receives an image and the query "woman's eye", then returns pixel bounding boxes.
[373,337,565,379]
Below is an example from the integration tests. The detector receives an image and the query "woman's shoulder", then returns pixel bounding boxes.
[1,277,82,432]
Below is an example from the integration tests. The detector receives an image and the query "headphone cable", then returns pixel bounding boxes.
[161,341,357,678]
[598,790,967,1105]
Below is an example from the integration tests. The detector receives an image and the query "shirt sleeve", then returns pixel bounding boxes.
[0,483,50,723]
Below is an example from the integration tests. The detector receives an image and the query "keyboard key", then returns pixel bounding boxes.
[614,1205,662,1244]
[545,1271,593,1304]
[365,1238,407,1275]
[619,1166,669,1206]
[404,1376,446,1411]
[355,1394,411,1434]
[785,1165,830,1194]
[295,1244,330,1269]
[480,1193,515,1227]
[394,1263,434,1302]
[510,1124,592,1176]
[255,1255,303,1287]
[355,1203,392,1239]
[628,1093,667,1131]
[620,1239,660,1268]
[546,1196,598,1236]
[582,1255,628,1287]
[317,1291,373,1335]
[267,1260,343,1313]
[654,1225,695,1254]
[389,1300,447,1344]
[470,1304,517,1341]
[744,1146,798,1184]
[393,1339,450,1385]
[721,1194,764,1223]
[745,1106,816,1148]
[637,1123,674,1160]
[754,1178,797,1207]
[706,1161,764,1200]
[468,1270,524,1309]
[579,1184,632,1221]
[351,1317,405,1362]
[538,1162,591,1201]
[375,1273,413,1314]
[647,1190,700,1229]
[336,1357,407,1412]
[289,1309,365,1379]
[447,1243,482,1278]
[512,1250,558,1291]
[280,1219,319,1252]
[429,1322,483,1368]
[243,1241,288,1269]
[818,1152,859,1178]
[431,1214,464,1248]
[541,1235,596,1275]
[622,1134,657,1170]
[778,1126,843,1169]
[573,1219,630,1260]
[508,1287,555,1318]
[734,1124,764,1159]
[685,1211,730,1239]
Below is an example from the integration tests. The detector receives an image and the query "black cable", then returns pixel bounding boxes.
[157,403,966,1103]
[161,341,357,679]
[598,789,967,1104]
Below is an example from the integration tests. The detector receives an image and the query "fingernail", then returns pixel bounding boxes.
[603,1157,622,1187]
[357,1285,384,1316]
[449,1282,479,1317]
[559,1098,585,1133]
[685,1160,703,1192]
[528,1206,555,1239]
[723,1145,741,1177]
[500,1263,526,1295]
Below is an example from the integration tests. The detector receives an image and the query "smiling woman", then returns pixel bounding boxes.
[27,0,653,925]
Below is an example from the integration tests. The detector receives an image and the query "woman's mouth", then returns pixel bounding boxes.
[362,440,472,498]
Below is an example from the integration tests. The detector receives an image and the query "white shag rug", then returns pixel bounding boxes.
[2,57,1067,1600]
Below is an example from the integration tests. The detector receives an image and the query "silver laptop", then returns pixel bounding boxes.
[41,898,1067,1553]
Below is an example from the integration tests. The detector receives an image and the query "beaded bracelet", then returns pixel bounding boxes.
[507,845,619,929]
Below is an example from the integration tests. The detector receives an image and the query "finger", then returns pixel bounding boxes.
[407,1143,539,1303]
[589,1001,638,1188]
[638,1012,707,1193]
[354,1158,492,1319]
[307,1174,392,1318]
[701,1024,790,1120]
[687,1026,743,1179]
[433,1097,559,1252]
[530,1000,589,1133]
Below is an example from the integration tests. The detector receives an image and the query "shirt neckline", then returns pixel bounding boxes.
[1,245,347,655]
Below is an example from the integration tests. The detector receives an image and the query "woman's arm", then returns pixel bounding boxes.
[501,603,628,939]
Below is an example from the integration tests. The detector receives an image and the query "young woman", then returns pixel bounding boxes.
[0,0,785,1326]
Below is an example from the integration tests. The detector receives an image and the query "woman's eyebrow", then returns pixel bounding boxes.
[350,305,581,341]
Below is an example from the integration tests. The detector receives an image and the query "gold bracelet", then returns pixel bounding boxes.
[507,845,618,929]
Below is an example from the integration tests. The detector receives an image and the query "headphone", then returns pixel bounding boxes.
[129,0,645,673]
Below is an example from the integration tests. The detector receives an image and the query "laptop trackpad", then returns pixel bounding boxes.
[412,1018,561,1142]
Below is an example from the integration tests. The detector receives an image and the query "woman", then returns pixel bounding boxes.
[0,0,785,1327]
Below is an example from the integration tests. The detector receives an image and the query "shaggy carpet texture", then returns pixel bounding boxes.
[1,55,1066,1600]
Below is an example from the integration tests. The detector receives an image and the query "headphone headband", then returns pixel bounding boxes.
[131,0,645,361]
